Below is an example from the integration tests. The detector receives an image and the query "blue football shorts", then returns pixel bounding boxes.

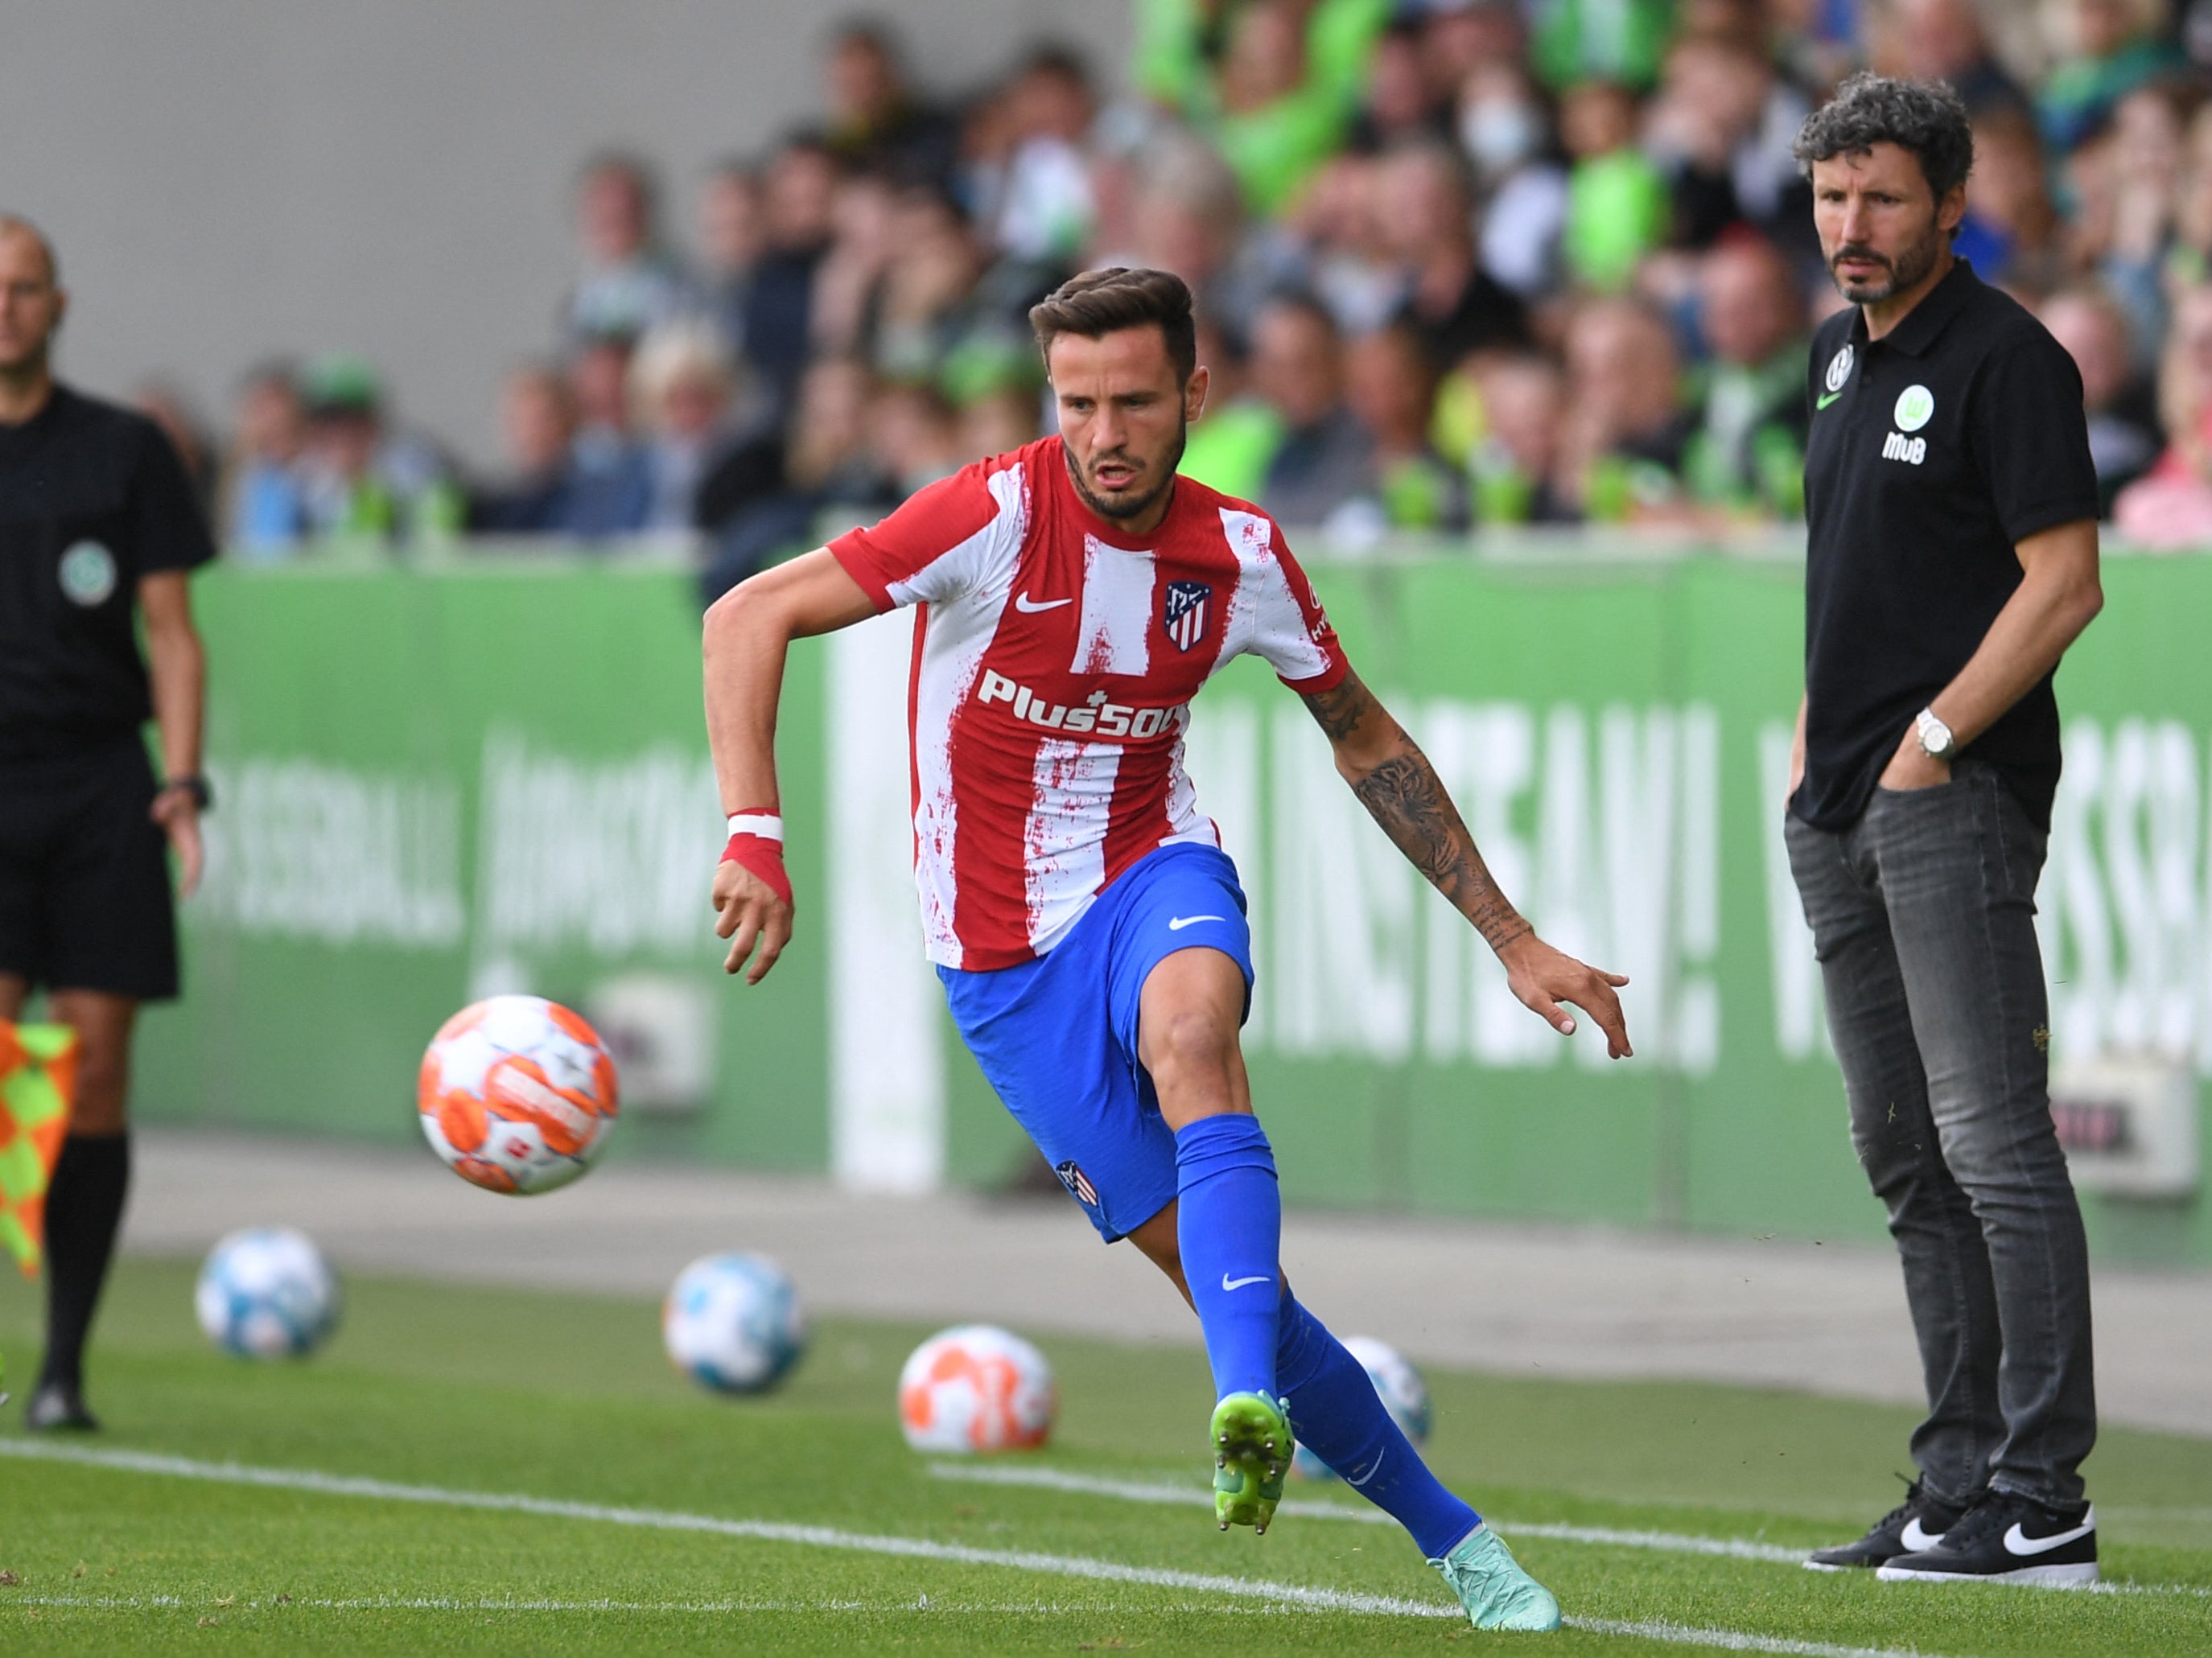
[938,841,1256,1243]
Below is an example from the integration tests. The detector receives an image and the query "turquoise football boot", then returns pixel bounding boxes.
[1210,1391,1292,1533]
[1431,1524,1562,1631]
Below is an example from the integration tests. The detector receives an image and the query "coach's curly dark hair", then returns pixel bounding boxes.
[1792,72,1975,203]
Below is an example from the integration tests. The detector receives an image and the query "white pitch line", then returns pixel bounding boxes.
[0,1438,2025,1656]
[929,1462,1808,1563]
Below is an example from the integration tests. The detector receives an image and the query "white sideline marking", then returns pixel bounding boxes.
[930,1461,1809,1563]
[0,1438,2144,1656]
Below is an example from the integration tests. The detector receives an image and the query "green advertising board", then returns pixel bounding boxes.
[135,546,2212,1265]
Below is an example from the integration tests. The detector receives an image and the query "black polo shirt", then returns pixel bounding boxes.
[0,384,216,762]
[1794,259,2098,832]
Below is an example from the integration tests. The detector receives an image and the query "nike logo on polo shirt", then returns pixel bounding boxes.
[1014,591,1072,612]
[1816,391,1843,409]
[1168,915,1225,931]
[2003,1512,2096,1556]
[1221,1273,1272,1291]
[1898,1517,1945,1551]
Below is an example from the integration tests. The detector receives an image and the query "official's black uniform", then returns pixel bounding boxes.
[0,383,215,998]
[1786,258,2103,1552]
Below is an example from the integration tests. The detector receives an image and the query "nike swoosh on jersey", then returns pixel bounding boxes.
[1014,591,1073,612]
[1898,1518,1946,1551]
[1816,391,1843,409]
[1221,1273,1272,1291]
[2004,1515,2095,1556]
[1168,914,1226,931]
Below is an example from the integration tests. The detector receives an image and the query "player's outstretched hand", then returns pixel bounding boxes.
[1497,932,1633,1059]
[712,858,793,985]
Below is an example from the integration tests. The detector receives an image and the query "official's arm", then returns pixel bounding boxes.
[140,570,206,897]
[1880,518,2103,788]
[1300,669,1633,1059]
[702,549,878,982]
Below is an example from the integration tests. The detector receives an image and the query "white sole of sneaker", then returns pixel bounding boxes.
[1876,1560,2101,1587]
[1800,1560,1853,1573]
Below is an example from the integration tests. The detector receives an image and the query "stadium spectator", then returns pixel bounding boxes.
[2037,0,2185,156]
[1682,235,1812,517]
[561,153,692,347]
[628,320,764,538]
[1136,0,1391,216]
[744,135,843,419]
[822,20,960,190]
[2115,283,2212,541]
[958,382,1044,463]
[1558,80,1670,292]
[1378,141,1530,367]
[696,162,765,364]
[1177,319,1283,501]
[295,355,462,546]
[1530,0,1674,92]
[1109,130,1299,344]
[1469,352,1577,523]
[1953,106,2067,290]
[2041,286,2162,512]
[992,47,1099,264]
[1287,156,1403,334]
[1558,297,1694,520]
[220,362,310,557]
[1246,294,1373,527]
[868,381,964,496]
[1342,319,1471,532]
[1644,35,1814,257]
[1456,60,1571,300]
[2086,83,2194,360]
[470,364,653,538]
[1348,20,1448,153]
[1876,0,2032,117]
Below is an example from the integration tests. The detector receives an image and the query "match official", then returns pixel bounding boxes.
[0,216,215,1430]
[1785,80,2106,1585]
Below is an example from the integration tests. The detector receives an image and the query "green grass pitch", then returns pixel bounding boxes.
[1,1258,2206,1655]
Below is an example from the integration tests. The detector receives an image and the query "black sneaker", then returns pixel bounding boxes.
[24,1380,99,1433]
[1804,1479,1967,1572]
[1876,1488,2099,1587]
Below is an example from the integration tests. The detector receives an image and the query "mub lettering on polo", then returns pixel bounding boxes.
[1880,430,1928,466]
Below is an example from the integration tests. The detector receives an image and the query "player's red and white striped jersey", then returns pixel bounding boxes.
[830,435,1349,970]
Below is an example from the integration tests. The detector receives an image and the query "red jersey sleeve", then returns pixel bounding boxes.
[827,457,1024,612]
[1249,524,1350,693]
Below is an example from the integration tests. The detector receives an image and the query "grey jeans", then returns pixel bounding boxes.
[1786,760,2095,1508]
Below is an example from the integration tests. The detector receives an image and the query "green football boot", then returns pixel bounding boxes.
[1431,1524,1561,1631]
[1210,1391,1292,1533]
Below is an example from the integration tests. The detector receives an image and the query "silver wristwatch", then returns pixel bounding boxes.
[1915,707,1956,760]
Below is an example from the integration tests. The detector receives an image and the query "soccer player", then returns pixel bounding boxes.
[0,216,216,1430]
[702,268,1631,1631]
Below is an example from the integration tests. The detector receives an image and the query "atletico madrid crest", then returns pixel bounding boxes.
[1054,1160,1099,1208]
[1162,580,1212,652]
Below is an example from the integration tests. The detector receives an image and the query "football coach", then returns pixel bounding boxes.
[1784,77,2107,1586]
[0,216,215,1430]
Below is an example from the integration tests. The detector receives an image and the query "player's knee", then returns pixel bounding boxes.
[1145,1007,1238,1091]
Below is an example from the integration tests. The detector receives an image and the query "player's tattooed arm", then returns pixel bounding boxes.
[1301,670,1634,1057]
[1299,673,1530,952]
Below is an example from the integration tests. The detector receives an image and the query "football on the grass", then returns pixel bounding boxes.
[1291,1334,1431,1480]
[663,1253,809,1393]
[417,995,620,1195]
[897,1325,1057,1453]
[196,1226,341,1358]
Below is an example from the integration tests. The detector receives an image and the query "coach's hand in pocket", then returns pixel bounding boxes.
[152,786,204,898]
[1878,722,1952,792]
[713,859,793,985]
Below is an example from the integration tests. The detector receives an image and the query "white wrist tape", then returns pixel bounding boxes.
[726,813,784,843]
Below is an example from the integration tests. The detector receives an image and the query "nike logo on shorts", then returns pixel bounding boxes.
[2004,1513,2095,1556]
[1168,915,1225,931]
[1221,1273,1272,1291]
[1014,591,1072,612]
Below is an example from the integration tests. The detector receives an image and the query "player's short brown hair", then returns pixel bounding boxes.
[1028,267,1197,385]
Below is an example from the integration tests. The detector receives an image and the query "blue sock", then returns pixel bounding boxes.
[1276,1294,1481,1559]
[1173,1114,1282,1401]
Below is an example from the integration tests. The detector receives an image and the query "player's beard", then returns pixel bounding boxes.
[1830,216,1943,306]
[1067,413,1188,524]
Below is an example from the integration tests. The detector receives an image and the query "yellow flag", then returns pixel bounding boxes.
[0,1021,78,1278]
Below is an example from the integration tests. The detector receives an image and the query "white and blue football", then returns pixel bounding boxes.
[194,1227,341,1359]
[663,1253,807,1394]
[1291,1335,1433,1481]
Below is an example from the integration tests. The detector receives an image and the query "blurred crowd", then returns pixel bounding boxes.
[138,0,2212,574]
